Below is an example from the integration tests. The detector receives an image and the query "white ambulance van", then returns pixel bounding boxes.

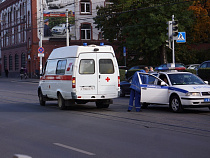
[38,44,120,109]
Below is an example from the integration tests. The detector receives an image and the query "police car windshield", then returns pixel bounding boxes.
[168,73,205,85]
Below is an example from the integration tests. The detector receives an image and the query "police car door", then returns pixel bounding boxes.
[139,73,169,104]
[97,53,118,95]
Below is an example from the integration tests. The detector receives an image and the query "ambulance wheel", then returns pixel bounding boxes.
[58,93,66,110]
[169,95,183,113]
[96,102,109,108]
[38,90,45,106]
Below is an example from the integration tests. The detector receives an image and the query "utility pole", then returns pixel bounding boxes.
[39,0,43,76]
[166,15,178,68]
[66,9,69,46]
[172,15,175,67]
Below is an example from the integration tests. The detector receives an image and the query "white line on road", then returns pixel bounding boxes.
[53,143,96,156]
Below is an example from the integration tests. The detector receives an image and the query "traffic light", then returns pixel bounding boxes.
[172,20,178,40]
[166,21,172,40]
[166,40,172,49]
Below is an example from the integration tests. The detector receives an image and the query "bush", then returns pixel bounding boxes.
[198,68,210,82]
[119,69,126,81]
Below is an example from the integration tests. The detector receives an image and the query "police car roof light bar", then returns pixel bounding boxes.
[155,67,186,71]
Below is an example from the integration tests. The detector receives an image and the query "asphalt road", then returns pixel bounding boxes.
[0,78,210,158]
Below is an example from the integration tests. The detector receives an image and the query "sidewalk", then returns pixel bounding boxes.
[0,77,40,83]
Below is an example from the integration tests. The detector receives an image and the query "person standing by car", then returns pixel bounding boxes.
[128,67,149,112]
[149,66,154,72]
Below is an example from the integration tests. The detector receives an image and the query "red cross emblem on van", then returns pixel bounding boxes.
[105,77,110,82]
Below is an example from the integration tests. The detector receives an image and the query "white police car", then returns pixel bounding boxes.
[137,68,210,112]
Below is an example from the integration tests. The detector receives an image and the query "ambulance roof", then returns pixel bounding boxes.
[48,45,115,59]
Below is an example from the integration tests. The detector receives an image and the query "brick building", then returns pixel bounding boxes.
[0,0,115,78]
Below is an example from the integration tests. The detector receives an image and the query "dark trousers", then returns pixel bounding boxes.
[128,89,141,112]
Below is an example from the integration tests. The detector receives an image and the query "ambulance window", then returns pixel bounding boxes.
[79,59,95,74]
[99,59,114,74]
[56,60,67,74]
[47,60,57,74]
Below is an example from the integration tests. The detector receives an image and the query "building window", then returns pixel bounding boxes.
[80,0,91,14]
[9,55,13,71]
[105,0,113,8]
[21,53,26,68]
[81,23,91,40]
[15,54,19,71]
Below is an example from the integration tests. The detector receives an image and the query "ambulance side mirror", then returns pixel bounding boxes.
[204,81,209,84]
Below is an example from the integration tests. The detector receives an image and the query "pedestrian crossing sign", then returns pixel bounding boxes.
[176,32,186,43]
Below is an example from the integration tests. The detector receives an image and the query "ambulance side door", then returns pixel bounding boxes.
[140,73,169,104]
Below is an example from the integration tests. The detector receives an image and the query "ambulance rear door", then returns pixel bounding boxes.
[76,52,118,96]
[76,53,98,95]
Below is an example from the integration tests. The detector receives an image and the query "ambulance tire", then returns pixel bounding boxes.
[58,93,66,110]
[96,101,109,108]
[38,90,45,106]
[169,95,183,113]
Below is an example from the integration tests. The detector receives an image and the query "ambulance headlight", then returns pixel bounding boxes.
[185,92,200,96]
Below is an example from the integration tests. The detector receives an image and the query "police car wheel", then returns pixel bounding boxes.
[38,91,45,106]
[170,95,183,113]
[58,93,66,110]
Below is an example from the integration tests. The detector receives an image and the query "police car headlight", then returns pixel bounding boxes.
[186,92,200,96]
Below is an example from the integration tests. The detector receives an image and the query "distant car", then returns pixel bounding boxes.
[48,0,67,9]
[157,63,186,68]
[125,65,147,79]
[186,64,200,69]
[120,72,157,97]
[51,24,67,34]
[198,60,210,69]
[120,76,132,97]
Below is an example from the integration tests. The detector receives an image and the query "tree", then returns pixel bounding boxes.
[94,0,195,66]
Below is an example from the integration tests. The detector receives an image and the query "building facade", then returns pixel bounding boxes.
[0,0,115,78]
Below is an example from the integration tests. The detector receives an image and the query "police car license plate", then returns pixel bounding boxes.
[204,98,210,102]
[80,87,95,90]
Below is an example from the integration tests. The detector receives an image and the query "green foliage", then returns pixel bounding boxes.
[119,69,126,81]
[94,0,196,66]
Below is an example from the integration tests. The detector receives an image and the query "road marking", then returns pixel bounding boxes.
[53,143,96,156]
